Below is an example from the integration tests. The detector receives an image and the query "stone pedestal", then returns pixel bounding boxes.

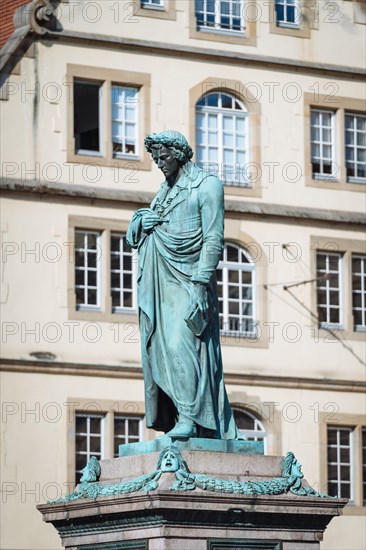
[37,439,347,550]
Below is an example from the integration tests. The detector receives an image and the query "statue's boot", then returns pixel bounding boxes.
[166,416,197,439]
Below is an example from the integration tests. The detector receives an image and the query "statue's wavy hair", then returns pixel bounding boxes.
[144,130,194,165]
[281,452,296,477]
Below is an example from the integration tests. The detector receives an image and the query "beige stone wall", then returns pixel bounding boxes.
[1,1,365,549]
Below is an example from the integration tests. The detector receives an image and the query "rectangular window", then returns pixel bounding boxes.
[196,0,245,33]
[275,0,301,27]
[114,416,143,457]
[75,413,105,485]
[316,252,343,328]
[74,80,102,155]
[75,230,101,310]
[327,426,354,500]
[352,254,366,331]
[345,113,366,183]
[111,85,139,158]
[141,0,164,7]
[311,109,335,178]
[110,233,138,312]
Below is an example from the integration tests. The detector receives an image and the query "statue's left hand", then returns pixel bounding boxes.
[189,283,208,317]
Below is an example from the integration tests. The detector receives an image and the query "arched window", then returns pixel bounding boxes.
[216,242,256,337]
[232,407,267,449]
[196,91,248,186]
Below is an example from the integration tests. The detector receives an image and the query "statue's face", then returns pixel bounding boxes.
[161,450,179,472]
[152,146,180,179]
[291,458,303,478]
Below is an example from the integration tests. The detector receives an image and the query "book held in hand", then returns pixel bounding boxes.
[184,304,209,337]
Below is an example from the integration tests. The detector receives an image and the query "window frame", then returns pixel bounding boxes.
[113,415,144,457]
[316,250,344,330]
[320,413,365,512]
[75,411,106,485]
[217,242,257,338]
[137,0,176,19]
[352,254,366,332]
[275,0,301,28]
[68,216,139,323]
[196,92,249,187]
[345,112,366,184]
[310,108,337,181]
[304,93,366,192]
[67,65,151,171]
[190,78,262,198]
[195,0,246,35]
[75,229,102,312]
[232,406,268,453]
[269,0,315,38]
[66,399,146,489]
[311,236,366,341]
[189,0,257,46]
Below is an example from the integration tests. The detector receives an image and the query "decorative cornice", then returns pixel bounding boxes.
[46,29,366,80]
[1,180,365,226]
[1,358,365,393]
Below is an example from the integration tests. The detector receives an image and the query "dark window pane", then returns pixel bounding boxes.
[87,289,97,305]
[339,430,351,445]
[327,428,338,445]
[76,416,87,433]
[328,483,338,497]
[327,464,338,480]
[74,81,100,152]
[227,245,238,262]
[114,418,126,436]
[76,287,85,305]
[327,446,337,463]
[75,435,86,453]
[129,420,140,435]
[76,454,87,472]
[234,411,255,430]
[123,292,133,307]
[340,466,350,481]
[90,436,101,453]
[340,483,350,499]
[88,252,97,268]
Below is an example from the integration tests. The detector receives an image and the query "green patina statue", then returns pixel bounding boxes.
[126,130,239,440]
[49,448,332,502]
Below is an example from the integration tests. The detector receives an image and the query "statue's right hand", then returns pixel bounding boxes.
[141,211,162,232]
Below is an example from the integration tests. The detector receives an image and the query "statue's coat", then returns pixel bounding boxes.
[127,162,238,438]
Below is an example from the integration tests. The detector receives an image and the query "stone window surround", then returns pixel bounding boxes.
[68,215,139,324]
[66,398,147,487]
[269,0,316,39]
[319,412,365,514]
[136,0,177,20]
[66,64,151,171]
[189,78,262,198]
[188,0,257,46]
[310,236,366,341]
[304,93,366,192]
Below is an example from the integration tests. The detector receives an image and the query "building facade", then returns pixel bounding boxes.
[1,1,365,548]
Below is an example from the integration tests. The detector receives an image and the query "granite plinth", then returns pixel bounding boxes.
[118,436,264,457]
[38,442,347,550]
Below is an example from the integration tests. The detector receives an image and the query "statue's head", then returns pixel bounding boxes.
[157,446,187,473]
[144,131,193,180]
[80,456,101,483]
[144,131,193,166]
[281,452,304,479]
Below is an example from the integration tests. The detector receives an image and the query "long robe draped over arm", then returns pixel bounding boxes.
[126,163,239,439]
